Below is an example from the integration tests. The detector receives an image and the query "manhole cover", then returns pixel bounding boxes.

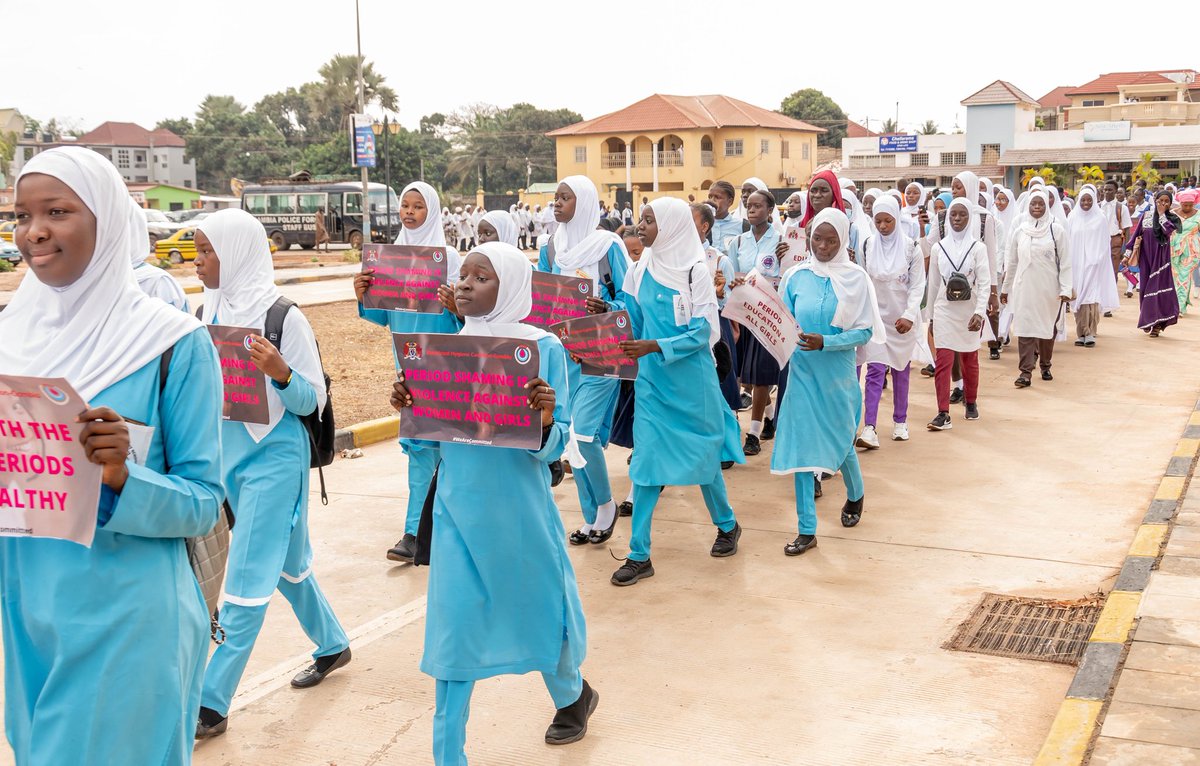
[944,593,1105,666]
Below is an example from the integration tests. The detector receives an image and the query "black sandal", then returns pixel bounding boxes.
[568,529,590,546]
[784,534,817,556]
[1014,376,1031,388]
[841,497,864,528]
[588,515,617,545]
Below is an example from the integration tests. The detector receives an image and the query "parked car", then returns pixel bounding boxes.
[155,226,277,264]
[0,221,15,243]
[144,208,186,243]
[0,239,20,265]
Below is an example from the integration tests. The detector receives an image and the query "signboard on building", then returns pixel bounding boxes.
[351,113,377,168]
[1083,121,1132,142]
[879,134,919,153]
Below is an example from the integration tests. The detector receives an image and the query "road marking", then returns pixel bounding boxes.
[229,595,427,713]
[1034,698,1103,765]
[1089,591,1141,643]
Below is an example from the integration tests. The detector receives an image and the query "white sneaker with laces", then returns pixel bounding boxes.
[856,425,880,450]
[892,423,910,441]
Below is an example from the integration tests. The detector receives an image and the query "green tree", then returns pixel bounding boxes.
[779,88,847,147]
[155,117,193,138]
[188,95,290,192]
[442,103,581,192]
[880,119,899,134]
[919,120,939,135]
[0,130,17,182]
[310,55,398,131]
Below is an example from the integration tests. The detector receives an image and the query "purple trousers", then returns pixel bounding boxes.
[863,362,910,426]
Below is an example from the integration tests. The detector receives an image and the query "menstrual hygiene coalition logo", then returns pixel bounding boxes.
[578,282,589,294]
[403,341,423,361]
[432,250,444,263]
[514,345,533,365]
[39,385,69,405]
[615,315,628,329]
[242,335,255,352]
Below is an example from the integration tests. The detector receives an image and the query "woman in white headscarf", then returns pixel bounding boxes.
[355,180,463,563]
[192,209,350,738]
[0,146,223,765]
[128,201,189,311]
[843,186,872,253]
[390,241,597,764]
[608,197,745,587]
[478,209,519,247]
[1001,189,1071,388]
[926,197,990,430]
[902,181,927,241]
[1068,187,1120,347]
[538,175,631,545]
[771,208,884,555]
[855,195,927,448]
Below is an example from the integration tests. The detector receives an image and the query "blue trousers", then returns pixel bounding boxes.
[403,444,440,536]
[432,644,583,765]
[793,452,864,535]
[200,573,350,716]
[628,480,736,562]
[573,440,612,525]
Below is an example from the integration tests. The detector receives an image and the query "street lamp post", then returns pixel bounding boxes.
[372,117,402,242]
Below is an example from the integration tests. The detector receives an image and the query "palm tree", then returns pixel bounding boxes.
[880,118,899,134]
[919,120,939,135]
[310,55,398,131]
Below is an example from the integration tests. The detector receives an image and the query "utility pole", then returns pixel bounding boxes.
[355,0,370,245]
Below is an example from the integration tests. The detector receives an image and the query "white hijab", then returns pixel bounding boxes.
[994,186,1017,234]
[394,182,447,246]
[0,147,199,400]
[1046,186,1067,224]
[941,197,982,269]
[783,208,886,344]
[864,196,909,279]
[1067,188,1107,251]
[903,182,927,218]
[460,243,549,341]
[481,209,519,247]
[843,190,870,239]
[623,197,720,345]
[551,175,624,276]
[1020,189,1054,237]
[954,171,980,209]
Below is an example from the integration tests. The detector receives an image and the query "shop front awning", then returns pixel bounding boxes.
[1000,144,1200,166]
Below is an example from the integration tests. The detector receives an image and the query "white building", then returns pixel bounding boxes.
[12,121,196,190]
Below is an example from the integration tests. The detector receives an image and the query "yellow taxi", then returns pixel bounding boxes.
[155,227,276,263]
[0,221,15,243]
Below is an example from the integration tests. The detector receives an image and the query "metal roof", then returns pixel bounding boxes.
[1000,144,1200,166]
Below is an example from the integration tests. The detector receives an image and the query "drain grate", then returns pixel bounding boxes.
[943,592,1105,666]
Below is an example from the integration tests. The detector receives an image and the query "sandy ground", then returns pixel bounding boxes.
[306,301,398,427]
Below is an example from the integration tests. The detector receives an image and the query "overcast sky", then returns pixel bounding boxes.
[2,2,1164,137]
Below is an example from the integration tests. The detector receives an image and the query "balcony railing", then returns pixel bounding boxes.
[599,150,686,169]
[1067,101,1200,127]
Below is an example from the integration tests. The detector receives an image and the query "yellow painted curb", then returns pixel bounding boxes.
[348,416,399,448]
[1156,475,1185,500]
[1128,523,1169,558]
[1175,438,1200,458]
[1190,411,1200,427]
[1090,591,1141,643]
[184,285,202,295]
[1033,698,1103,765]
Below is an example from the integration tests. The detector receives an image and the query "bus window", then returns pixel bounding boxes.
[298,193,326,214]
[369,189,399,213]
[344,192,363,216]
[267,194,297,214]
[245,194,267,214]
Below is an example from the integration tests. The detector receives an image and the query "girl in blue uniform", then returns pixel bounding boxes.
[537,175,630,545]
[192,209,351,737]
[391,242,597,765]
[771,208,885,556]
[610,198,746,586]
[0,147,224,765]
[694,202,743,415]
[355,181,462,563]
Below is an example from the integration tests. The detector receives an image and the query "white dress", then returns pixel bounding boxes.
[1002,223,1072,339]
[857,236,927,369]
[926,237,991,353]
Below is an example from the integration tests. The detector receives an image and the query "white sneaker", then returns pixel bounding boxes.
[892,423,910,441]
[856,425,880,450]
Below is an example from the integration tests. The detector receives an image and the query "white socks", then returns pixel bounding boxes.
[953,378,963,391]
[624,488,634,503]
[749,420,764,437]
[578,522,594,534]
[595,500,617,531]
[764,401,776,420]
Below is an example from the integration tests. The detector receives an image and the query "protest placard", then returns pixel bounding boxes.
[208,326,271,425]
[721,270,802,367]
[522,271,591,328]
[549,310,638,380]
[781,225,809,272]
[361,244,448,313]
[0,376,102,547]
[392,333,543,449]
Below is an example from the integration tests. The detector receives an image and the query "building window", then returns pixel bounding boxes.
[981,144,1001,164]
[781,140,790,159]
[942,152,967,165]
[724,139,743,157]
[848,154,896,168]
[135,176,148,183]
[184,180,193,189]
[116,148,130,169]
[760,139,769,155]
[574,146,586,163]
[1082,99,1105,107]
[911,153,930,166]
[802,143,810,160]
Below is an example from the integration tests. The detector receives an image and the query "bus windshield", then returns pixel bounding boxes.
[369,189,401,214]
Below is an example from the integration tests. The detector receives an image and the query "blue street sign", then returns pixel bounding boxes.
[878,134,918,153]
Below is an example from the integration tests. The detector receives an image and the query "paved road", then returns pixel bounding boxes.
[0,295,1197,765]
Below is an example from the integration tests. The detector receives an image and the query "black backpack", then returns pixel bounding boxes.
[197,297,336,503]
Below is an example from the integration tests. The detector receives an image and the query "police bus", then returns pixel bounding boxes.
[240,179,400,251]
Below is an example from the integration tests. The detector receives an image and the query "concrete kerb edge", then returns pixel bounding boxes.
[333,416,400,452]
[1033,400,1200,765]
[181,269,349,295]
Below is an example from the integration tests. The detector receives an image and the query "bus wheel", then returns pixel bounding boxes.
[169,249,183,264]
[349,230,363,250]
[270,231,287,252]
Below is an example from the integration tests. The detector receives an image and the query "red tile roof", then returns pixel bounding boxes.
[1066,70,1200,96]
[960,80,1039,107]
[846,119,877,138]
[1036,86,1075,109]
[547,94,825,137]
[78,121,186,148]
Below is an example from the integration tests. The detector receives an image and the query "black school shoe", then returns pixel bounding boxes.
[721,461,734,470]
[784,534,817,556]
[920,364,936,378]
[386,534,417,563]
[949,387,964,404]
[927,411,952,431]
[761,417,776,441]
[545,680,599,745]
[611,558,654,586]
[568,529,591,546]
[989,348,1001,360]
[964,403,980,421]
[195,707,228,740]
[743,434,762,456]
[291,647,352,689]
[617,500,633,517]
[711,523,742,557]
[1041,368,1053,381]
[840,498,864,528]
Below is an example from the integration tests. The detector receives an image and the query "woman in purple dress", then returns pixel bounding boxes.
[1124,190,1181,337]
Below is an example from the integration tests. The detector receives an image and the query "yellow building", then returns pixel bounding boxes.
[546,94,824,206]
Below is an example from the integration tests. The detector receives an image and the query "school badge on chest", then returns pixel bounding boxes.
[403,341,423,361]
[761,255,776,271]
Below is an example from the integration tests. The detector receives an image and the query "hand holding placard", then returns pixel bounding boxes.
[361,244,449,313]
[721,269,802,367]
